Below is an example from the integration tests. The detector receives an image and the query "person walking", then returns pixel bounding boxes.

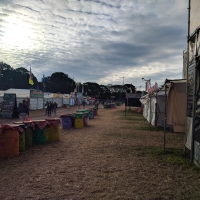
[82,99,86,109]
[19,100,29,121]
[44,101,48,116]
[51,102,54,113]
[47,101,51,117]
[53,102,57,115]
[95,99,99,109]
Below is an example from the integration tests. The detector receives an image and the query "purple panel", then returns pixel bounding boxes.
[61,116,73,129]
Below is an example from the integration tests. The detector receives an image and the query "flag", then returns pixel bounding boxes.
[42,74,46,88]
[71,78,74,86]
[145,80,150,92]
[29,66,34,85]
[42,74,46,83]
[82,85,84,94]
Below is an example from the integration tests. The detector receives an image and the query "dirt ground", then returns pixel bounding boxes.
[0,105,200,200]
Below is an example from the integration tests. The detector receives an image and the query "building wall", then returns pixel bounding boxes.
[190,0,200,35]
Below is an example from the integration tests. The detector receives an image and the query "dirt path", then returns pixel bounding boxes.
[0,106,200,200]
[0,105,94,124]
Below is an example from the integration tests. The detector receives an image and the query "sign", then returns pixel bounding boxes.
[53,93,62,98]
[71,92,75,98]
[30,89,44,98]
[187,63,195,117]
[0,93,18,118]
[77,92,82,99]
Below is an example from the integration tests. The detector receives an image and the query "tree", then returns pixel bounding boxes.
[0,64,39,90]
[45,72,75,94]
[99,85,110,100]
[83,82,100,98]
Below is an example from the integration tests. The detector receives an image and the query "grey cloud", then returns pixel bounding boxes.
[0,0,188,86]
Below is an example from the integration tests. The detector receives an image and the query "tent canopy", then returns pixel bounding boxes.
[0,88,30,98]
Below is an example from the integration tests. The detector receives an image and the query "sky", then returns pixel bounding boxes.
[0,0,188,90]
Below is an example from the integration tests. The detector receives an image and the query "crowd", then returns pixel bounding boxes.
[45,101,58,116]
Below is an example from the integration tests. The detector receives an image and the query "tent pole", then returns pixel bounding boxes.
[155,91,157,127]
[149,95,151,127]
[184,48,187,153]
[191,58,198,162]
[164,84,167,152]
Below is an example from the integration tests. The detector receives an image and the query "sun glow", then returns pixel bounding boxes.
[2,17,33,49]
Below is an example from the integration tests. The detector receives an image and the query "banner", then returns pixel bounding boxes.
[145,80,150,92]
[30,89,44,98]
[82,85,84,94]
[148,82,158,93]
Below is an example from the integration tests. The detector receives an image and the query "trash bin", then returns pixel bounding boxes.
[111,103,115,108]
[73,113,84,129]
[24,121,34,150]
[0,124,20,158]
[60,114,73,130]
[13,122,27,152]
[32,120,47,145]
[77,110,90,126]
[93,107,97,116]
[18,124,26,152]
[88,109,94,119]
[45,118,61,142]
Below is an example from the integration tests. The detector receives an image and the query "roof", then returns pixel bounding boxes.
[0,88,30,98]
[158,79,186,92]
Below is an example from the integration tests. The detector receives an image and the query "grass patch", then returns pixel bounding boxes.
[120,109,143,117]
[105,132,138,139]
[120,124,164,132]
[143,146,199,170]
[119,124,173,135]
[120,117,146,121]
[135,125,163,131]
[116,144,200,170]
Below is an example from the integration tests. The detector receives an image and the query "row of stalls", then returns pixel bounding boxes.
[184,0,200,166]
[0,88,89,111]
[135,0,200,167]
[140,79,187,155]
[140,79,186,133]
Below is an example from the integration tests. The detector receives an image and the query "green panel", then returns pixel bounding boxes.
[19,131,25,152]
[33,125,46,145]
[25,127,33,149]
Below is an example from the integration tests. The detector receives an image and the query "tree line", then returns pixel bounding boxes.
[0,63,136,100]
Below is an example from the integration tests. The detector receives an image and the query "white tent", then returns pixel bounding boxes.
[140,79,186,130]
[53,93,63,107]
[140,94,156,126]
[0,88,44,110]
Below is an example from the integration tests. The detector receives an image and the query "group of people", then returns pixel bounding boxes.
[45,101,58,116]
[18,98,108,121]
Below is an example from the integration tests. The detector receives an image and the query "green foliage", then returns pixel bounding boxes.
[45,72,75,93]
[83,82,100,98]
[0,63,135,97]
[143,147,199,170]
[0,63,39,90]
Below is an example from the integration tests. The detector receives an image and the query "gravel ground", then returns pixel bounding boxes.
[0,105,200,200]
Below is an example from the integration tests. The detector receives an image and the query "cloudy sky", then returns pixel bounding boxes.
[0,0,188,89]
